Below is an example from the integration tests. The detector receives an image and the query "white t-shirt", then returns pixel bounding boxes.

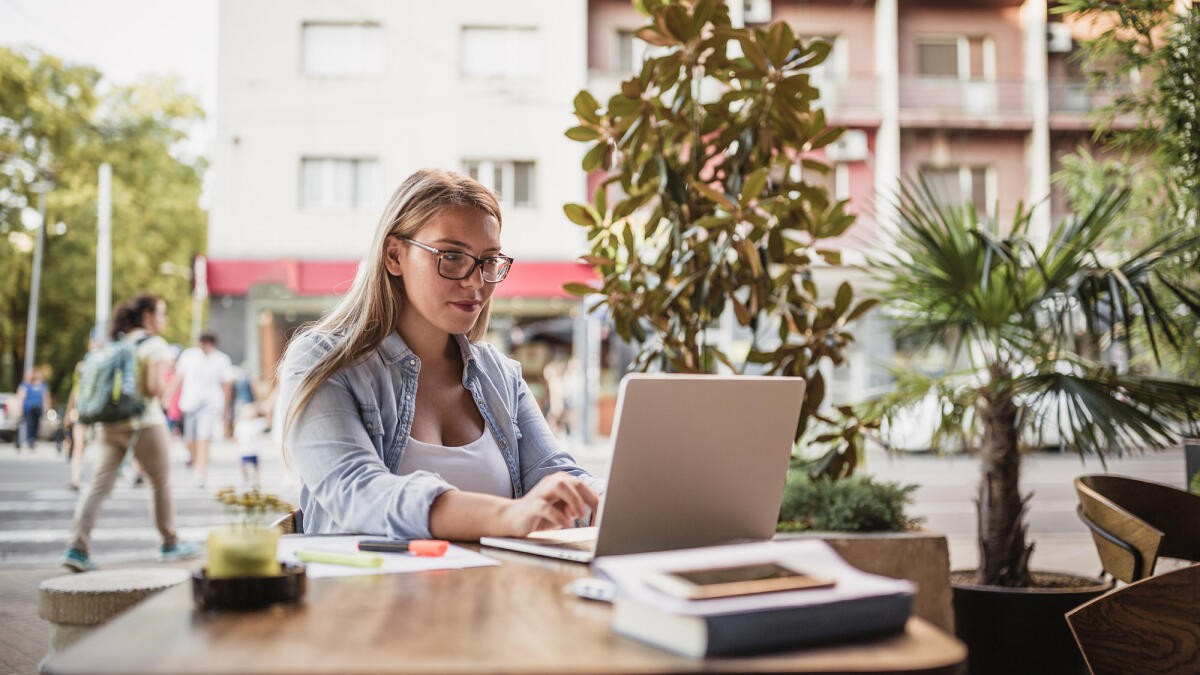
[129,330,172,429]
[176,346,234,413]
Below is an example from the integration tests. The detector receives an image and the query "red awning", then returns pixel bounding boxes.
[205,258,596,300]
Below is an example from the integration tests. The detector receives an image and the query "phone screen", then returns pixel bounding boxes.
[671,562,808,586]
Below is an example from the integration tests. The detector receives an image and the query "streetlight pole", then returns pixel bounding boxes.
[96,163,112,342]
[23,184,50,377]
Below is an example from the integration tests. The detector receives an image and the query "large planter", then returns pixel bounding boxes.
[1185,439,1200,492]
[775,530,954,632]
[952,571,1113,675]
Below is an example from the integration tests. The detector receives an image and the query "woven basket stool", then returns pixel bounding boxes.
[37,568,189,672]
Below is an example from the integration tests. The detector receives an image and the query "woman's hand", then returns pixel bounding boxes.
[497,472,600,536]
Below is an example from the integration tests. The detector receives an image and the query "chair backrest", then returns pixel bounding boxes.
[1067,563,1200,675]
[271,509,303,535]
[1076,474,1200,582]
[1075,476,1164,583]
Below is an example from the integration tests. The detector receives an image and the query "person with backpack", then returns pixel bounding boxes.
[62,293,200,572]
[14,368,50,450]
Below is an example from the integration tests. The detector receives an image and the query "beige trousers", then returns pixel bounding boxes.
[67,423,177,554]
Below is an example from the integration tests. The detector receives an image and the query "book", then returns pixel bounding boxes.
[592,539,915,658]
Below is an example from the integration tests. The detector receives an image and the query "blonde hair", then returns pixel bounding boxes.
[283,169,502,440]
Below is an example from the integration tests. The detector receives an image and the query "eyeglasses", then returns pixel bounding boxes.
[397,237,514,283]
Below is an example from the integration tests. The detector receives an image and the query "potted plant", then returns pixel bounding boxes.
[870,178,1200,674]
[208,487,293,579]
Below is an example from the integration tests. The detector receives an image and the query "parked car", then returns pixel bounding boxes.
[0,392,17,442]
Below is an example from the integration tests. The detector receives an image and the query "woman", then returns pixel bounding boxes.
[281,169,599,540]
[62,293,199,571]
[15,368,50,450]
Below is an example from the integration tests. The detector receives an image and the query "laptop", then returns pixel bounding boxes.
[480,374,806,563]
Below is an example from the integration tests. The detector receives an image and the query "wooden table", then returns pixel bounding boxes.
[45,547,966,674]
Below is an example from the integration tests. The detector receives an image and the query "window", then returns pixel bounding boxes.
[917,36,992,80]
[615,30,637,74]
[299,158,379,210]
[461,27,540,79]
[919,165,992,214]
[463,160,536,207]
[302,23,383,77]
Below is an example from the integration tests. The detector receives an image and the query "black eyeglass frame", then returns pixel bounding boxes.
[396,236,514,283]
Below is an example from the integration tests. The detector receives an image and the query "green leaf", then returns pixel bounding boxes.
[739,167,769,208]
[565,125,601,142]
[691,179,737,210]
[573,90,601,124]
[834,281,853,316]
[581,142,608,171]
[563,203,597,227]
[562,282,597,297]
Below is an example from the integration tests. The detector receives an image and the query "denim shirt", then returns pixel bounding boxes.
[280,330,595,538]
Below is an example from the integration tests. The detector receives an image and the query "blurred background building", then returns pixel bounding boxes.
[208,0,1122,443]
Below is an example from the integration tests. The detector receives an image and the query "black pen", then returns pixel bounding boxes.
[357,539,449,557]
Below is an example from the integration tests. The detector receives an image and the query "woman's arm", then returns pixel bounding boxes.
[428,471,599,539]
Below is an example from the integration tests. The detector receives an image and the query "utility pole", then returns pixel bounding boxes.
[22,183,50,377]
[96,163,112,342]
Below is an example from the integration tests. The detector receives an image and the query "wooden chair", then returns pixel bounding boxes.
[1067,563,1200,675]
[270,509,303,535]
[1074,474,1200,583]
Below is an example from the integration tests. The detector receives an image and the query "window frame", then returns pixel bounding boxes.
[300,21,384,79]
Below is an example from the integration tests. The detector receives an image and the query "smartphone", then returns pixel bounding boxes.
[642,561,836,600]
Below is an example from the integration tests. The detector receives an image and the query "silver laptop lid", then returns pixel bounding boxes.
[593,374,806,557]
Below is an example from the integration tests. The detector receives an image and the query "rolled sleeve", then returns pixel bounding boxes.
[283,349,455,539]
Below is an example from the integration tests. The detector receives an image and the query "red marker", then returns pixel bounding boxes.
[357,539,449,557]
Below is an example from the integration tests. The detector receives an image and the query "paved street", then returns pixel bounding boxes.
[0,434,1190,673]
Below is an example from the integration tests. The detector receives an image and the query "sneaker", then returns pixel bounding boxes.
[62,548,97,573]
[158,541,201,562]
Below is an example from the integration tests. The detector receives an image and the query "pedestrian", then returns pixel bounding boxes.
[234,402,266,486]
[280,169,599,539]
[62,293,200,572]
[15,368,50,450]
[169,333,233,488]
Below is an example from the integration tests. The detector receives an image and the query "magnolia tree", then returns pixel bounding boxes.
[563,0,876,477]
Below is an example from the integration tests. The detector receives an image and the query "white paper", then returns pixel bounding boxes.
[592,539,916,616]
[277,535,499,578]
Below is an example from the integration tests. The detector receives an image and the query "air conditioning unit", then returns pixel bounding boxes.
[1047,23,1073,53]
[825,129,869,162]
[743,0,772,24]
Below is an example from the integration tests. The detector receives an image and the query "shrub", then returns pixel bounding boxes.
[777,471,921,532]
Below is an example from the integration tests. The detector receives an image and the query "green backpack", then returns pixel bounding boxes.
[76,335,149,424]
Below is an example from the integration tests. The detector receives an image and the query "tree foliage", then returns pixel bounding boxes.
[0,47,206,400]
[563,0,876,478]
[1053,1,1200,374]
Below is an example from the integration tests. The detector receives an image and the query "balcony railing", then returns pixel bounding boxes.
[1048,79,1136,114]
[899,77,1032,121]
[586,71,880,121]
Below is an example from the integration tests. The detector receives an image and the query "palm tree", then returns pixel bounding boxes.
[871,179,1200,587]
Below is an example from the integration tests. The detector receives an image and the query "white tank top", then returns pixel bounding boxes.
[398,427,514,498]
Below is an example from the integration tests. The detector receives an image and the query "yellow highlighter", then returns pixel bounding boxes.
[296,549,384,568]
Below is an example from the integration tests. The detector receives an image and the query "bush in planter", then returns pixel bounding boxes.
[562,0,877,478]
[871,178,1200,587]
[777,469,921,533]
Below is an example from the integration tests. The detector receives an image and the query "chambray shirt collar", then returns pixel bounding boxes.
[377,331,478,385]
